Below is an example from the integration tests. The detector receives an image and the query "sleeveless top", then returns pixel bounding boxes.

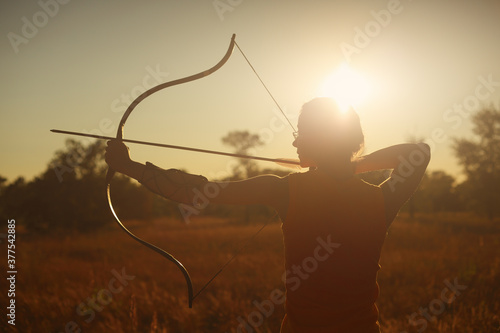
[281,170,386,332]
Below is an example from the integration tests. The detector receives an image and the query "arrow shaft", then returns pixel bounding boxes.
[51,129,300,165]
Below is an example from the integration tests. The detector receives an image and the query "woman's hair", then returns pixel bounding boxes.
[299,97,364,159]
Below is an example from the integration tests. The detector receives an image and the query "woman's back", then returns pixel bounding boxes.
[282,170,386,332]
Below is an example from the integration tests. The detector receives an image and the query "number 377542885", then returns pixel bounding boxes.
[7,219,16,270]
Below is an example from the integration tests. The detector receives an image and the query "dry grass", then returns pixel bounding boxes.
[1,213,499,332]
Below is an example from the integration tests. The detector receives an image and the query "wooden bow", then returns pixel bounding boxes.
[106,35,237,308]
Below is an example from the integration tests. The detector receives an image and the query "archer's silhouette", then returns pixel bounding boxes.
[105,97,430,332]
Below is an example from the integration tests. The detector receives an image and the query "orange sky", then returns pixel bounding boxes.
[1,0,500,183]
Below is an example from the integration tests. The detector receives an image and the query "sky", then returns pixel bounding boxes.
[1,0,499,183]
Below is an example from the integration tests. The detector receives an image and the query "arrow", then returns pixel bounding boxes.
[51,129,302,168]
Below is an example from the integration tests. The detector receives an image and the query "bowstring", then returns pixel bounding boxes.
[234,41,297,133]
[192,40,293,302]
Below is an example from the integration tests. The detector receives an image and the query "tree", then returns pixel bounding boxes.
[0,177,27,225]
[222,130,264,179]
[23,139,111,231]
[453,106,500,219]
[43,139,173,230]
[220,130,266,223]
[0,175,6,190]
[417,171,461,212]
[0,139,167,233]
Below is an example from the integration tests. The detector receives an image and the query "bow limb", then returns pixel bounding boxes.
[106,34,236,308]
[114,33,236,141]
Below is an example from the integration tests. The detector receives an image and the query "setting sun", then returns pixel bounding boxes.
[319,63,371,112]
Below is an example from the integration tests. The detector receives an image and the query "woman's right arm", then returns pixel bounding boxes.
[355,143,431,227]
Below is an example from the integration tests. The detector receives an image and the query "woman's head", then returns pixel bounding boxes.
[293,97,364,168]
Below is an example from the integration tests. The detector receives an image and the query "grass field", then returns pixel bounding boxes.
[2,212,499,332]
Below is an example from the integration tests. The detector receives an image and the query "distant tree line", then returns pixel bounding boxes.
[1,106,498,233]
[0,140,177,232]
[358,106,500,219]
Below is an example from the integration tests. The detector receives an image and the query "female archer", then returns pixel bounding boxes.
[105,97,430,332]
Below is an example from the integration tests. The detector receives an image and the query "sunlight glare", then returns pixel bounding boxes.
[319,63,371,112]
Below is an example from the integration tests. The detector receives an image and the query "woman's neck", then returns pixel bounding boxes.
[315,157,354,180]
